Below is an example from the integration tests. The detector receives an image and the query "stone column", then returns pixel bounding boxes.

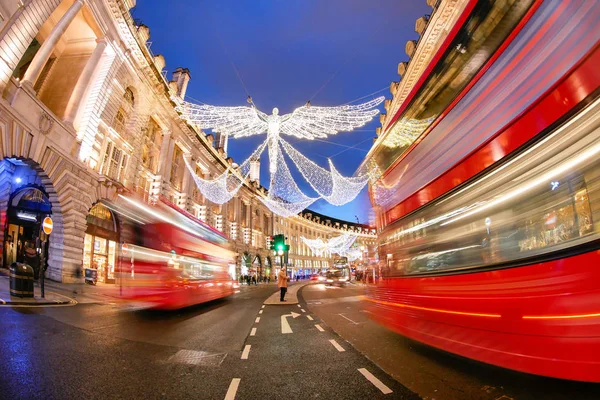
[156,131,172,180]
[21,0,84,89]
[64,37,108,127]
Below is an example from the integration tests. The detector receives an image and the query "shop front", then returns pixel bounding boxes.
[4,187,51,279]
[82,203,119,284]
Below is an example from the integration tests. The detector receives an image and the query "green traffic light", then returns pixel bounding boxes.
[277,244,284,251]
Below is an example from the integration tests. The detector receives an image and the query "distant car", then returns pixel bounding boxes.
[325,270,348,286]
[310,274,320,281]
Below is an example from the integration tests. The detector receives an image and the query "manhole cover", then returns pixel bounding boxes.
[169,350,227,367]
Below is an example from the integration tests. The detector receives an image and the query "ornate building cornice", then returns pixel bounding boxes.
[380,0,467,134]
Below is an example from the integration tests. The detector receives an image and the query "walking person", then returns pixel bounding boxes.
[278,266,288,302]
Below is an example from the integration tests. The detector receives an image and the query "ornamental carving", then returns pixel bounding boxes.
[39,112,53,135]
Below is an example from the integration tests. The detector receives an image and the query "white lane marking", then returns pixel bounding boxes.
[329,339,345,352]
[297,304,301,308]
[301,308,306,313]
[281,312,301,334]
[255,317,260,323]
[306,315,314,321]
[241,345,251,360]
[225,378,241,400]
[250,327,257,336]
[315,324,325,332]
[358,368,393,394]
[259,310,263,314]
[261,305,265,309]
[339,313,359,325]
[234,290,240,294]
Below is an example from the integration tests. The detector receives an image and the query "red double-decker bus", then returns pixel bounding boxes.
[364,0,600,382]
[104,195,236,310]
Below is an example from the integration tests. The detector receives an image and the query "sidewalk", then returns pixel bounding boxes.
[263,281,311,305]
[0,274,76,306]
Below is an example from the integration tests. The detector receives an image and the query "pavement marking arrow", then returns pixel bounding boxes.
[281,312,301,334]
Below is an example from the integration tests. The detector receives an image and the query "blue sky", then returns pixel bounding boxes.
[133,0,430,224]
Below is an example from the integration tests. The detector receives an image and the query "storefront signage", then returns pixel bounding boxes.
[42,216,53,234]
[17,212,38,222]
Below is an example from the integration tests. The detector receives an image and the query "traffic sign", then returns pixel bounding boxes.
[42,216,53,235]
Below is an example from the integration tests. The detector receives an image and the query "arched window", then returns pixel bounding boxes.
[112,88,134,135]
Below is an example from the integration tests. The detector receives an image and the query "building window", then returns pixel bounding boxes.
[170,145,184,190]
[112,88,134,136]
[136,175,153,203]
[142,118,162,173]
[192,166,204,203]
[100,141,128,182]
[197,205,207,223]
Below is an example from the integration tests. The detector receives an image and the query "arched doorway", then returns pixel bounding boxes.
[265,256,272,278]
[241,252,251,277]
[82,202,119,284]
[253,254,262,279]
[4,186,51,279]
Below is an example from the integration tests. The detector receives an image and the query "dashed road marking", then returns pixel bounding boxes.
[255,317,260,323]
[301,309,306,313]
[315,324,324,332]
[261,305,265,309]
[329,339,345,352]
[241,345,251,360]
[358,368,392,394]
[225,378,241,400]
[250,327,257,336]
[297,304,301,308]
[259,310,263,314]
[307,315,314,321]
[339,313,359,325]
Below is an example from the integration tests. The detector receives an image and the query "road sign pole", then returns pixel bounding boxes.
[40,216,53,298]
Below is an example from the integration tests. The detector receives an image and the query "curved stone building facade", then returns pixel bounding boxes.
[0,0,375,283]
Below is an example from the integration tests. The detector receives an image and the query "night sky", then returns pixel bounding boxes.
[133,0,431,224]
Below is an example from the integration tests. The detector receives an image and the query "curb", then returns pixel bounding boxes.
[0,299,76,306]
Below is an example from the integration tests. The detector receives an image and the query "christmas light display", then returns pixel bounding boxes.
[381,117,435,148]
[340,248,363,262]
[183,138,268,204]
[280,137,369,206]
[175,96,384,216]
[301,233,357,257]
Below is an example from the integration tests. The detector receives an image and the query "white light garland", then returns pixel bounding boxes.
[340,248,363,262]
[184,138,268,204]
[381,117,435,148]
[280,137,369,206]
[301,233,357,257]
[177,96,384,217]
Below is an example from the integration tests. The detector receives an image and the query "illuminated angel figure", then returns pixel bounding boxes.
[174,95,384,217]
[175,96,384,175]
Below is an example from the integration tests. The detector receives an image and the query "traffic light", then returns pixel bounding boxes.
[273,234,285,252]
[267,235,274,250]
[270,234,289,254]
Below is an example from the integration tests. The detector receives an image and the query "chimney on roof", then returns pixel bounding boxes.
[250,158,260,182]
[170,67,191,100]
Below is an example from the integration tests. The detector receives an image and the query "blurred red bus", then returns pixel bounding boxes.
[364,1,600,382]
[104,195,236,310]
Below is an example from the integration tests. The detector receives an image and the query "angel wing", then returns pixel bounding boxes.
[280,96,385,139]
[175,100,268,138]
